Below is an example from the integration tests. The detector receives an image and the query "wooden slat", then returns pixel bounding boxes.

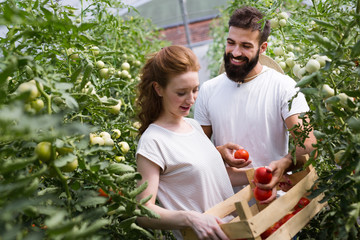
[248,168,319,237]
[204,185,253,218]
[266,192,327,240]
[235,199,253,220]
[219,168,320,239]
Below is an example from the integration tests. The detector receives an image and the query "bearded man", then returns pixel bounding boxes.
[194,6,316,203]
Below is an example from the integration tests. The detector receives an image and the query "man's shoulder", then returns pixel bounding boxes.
[264,67,296,85]
[201,73,227,89]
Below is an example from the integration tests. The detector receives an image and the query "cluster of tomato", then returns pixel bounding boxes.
[260,197,310,239]
[233,149,273,201]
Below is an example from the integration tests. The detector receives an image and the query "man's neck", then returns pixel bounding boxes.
[243,63,263,83]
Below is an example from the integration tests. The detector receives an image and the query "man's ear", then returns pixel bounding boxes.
[259,42,268,54]
[153,82,163,97]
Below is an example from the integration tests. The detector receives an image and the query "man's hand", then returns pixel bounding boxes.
[254,156,293,203]
[216,142,252,168]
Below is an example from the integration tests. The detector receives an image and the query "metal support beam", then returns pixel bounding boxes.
[178,0,192,48]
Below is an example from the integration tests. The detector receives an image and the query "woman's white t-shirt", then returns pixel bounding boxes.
[136,118,234,239]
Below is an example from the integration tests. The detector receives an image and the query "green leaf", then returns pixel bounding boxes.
[130,223,155,240]
[351,39,360,58]
[313,19,335,29]
[71,66,83,83]
[299,87,318,95]
[295,72,318,88]
[129,181,148,198]
[347,117,360,133]
[45,211,67,228]
[107,162,135,174]
[139,204,159,219]
[345,203,360,232]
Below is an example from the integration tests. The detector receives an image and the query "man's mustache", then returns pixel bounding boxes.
[229,53,248,62]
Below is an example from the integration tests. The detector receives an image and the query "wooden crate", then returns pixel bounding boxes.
[181,161,327,240]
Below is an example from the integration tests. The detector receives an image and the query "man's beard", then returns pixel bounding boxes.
[224,49,260,83]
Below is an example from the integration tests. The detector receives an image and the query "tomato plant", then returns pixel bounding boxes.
[234,148,249,160]
[254,167,272,184]
[0,0,170,239]
[209,0,360,238]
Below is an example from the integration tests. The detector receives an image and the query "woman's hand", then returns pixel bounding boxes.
[187,211,229,240]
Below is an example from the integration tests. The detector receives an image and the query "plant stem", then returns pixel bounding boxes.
[311,0,318,16]
[53,164,72,203]
[36,81,52,115]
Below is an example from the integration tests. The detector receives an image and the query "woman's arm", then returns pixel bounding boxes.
[226,167,249,187]
[136,154,230,240]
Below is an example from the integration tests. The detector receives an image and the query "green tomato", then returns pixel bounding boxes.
[70,53,80,60]
[17,81,39,101]
[31,98,45,112]
[279,19,287,27]
[99,68,110,79]
[100,131,111,139]
[279,61,287,70]
[103,138,114,146]
[305,59,321,73]
[270,18,279,29]
[114,156,125,162]
[118,141,130,154]
[108,100,122,114]
[96,60,105,69]
[111,129,121,139]
[121,70,130,78]
[132,121,141,129]
[273,47,284,56]
[321,84,335,99]
[91,136,105,146]
[35,141,52,162]
[278,12,289,20]
[285,57,295,68]
[61,158,78,172]
[121,62,130,71]
[334,150,345,165]
[90,46,100,55]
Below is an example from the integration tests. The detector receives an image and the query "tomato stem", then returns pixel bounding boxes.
[35,81,52,115]
[53,164,72,202]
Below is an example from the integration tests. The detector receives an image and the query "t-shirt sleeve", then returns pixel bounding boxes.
[136,134,166,171]
[281,76,310,120]
[194,83,211,126]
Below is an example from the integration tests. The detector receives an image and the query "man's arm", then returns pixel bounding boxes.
[257,113,317,204]
[200,125,212,139]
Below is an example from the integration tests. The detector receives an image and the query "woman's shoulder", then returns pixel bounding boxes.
[184,118,203,132]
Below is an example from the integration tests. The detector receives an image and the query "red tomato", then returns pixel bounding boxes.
[254,186,272,201]
[294,197,310,211]
[254,167,272,184]
[278,213,295,226]
[234,149,249,160]
[98,188,109,198]
[260,226,276,239]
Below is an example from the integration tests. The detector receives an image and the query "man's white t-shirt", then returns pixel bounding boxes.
[194,66,309,167]
[136,118,234,239]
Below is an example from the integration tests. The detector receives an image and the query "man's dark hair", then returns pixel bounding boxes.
[228,6,270,44]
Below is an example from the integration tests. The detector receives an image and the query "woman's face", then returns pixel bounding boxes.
[156,71,199,119]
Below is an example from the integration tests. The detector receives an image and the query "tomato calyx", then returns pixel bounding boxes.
[294,197,310,212]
